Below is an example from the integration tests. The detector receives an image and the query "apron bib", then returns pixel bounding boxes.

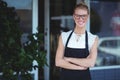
[60,31,91,80]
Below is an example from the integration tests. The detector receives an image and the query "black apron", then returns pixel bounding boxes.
[60,31,91,80]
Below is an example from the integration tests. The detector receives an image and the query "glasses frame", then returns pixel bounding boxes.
[73,14,88,20]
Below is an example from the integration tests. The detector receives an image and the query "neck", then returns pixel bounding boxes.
[74,26,86,34]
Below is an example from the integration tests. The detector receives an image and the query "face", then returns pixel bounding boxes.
[73,8,89,28]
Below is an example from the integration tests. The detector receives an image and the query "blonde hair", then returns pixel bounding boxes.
[73,2,89,14]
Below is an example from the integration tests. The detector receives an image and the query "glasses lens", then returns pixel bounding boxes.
[74,14,87,20]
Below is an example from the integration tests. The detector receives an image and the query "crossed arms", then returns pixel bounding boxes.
[55,35,98,70]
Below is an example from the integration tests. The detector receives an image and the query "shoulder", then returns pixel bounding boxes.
[61,30,72,46]
[61,30,72,38]
[87,31,99,49]
[87,31,98,39]
[61,30,72,36]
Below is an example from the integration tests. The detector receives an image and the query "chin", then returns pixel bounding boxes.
[78,26,84,28]
[77,24,85,28]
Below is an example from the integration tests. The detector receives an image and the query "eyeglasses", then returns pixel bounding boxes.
[74,14,88,20]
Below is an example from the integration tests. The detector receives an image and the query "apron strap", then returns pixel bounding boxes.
[65,31,73,47]
[65,30,89,52]
[85,31,88,50]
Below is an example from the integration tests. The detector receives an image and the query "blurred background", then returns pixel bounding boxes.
[0,0,120,80]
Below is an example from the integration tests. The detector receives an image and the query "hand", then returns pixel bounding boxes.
[64,57,88,70]
[78,66,88,70]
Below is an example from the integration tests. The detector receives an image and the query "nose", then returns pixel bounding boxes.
[79,17,83,20]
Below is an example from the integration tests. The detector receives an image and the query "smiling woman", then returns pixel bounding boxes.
[55,1,98,80]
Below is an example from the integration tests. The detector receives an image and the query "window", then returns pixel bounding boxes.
[90,0,120,67]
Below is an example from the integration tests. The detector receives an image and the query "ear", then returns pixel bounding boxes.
[86,15,89,21]
[73,14,75,21]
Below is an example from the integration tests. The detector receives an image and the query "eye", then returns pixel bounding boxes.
[74,14,88,20]
[81,15,87,18]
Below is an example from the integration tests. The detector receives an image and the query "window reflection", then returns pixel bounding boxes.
[4,0,32,33]
[110,2,120,36]
[91,1,120,67]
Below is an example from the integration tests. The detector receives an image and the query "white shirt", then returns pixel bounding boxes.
[61,30,97,51]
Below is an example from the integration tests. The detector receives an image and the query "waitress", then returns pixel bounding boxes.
[55,2,98,80]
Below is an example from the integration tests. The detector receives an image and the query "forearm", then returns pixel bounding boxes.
[65,57,95,67]
[55,58,87,70]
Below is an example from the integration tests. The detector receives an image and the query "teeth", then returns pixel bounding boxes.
[79,21,84,25]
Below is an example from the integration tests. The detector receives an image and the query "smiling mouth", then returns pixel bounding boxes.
[78,21,85,25]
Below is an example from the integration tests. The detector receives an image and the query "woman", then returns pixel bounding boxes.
[55,2,98,80]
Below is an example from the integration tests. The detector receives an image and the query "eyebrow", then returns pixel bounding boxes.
[74,14,88,16]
